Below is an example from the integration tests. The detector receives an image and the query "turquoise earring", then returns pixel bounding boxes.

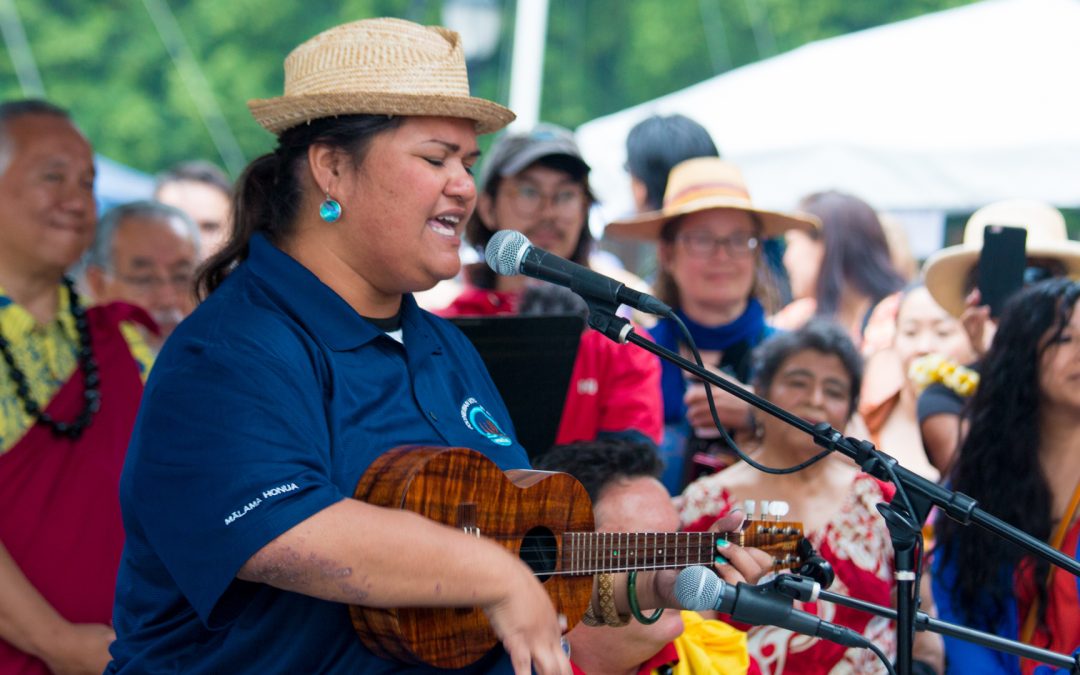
[319,192,342,223]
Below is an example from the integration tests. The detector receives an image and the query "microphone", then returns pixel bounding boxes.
[484,230,672,317]
[675,566,869,649]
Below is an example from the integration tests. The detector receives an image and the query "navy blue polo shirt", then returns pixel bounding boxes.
[108,234,528,674]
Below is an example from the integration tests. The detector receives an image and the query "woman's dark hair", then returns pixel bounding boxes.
[799,191,906,320]
[463,154,595,290]
[751,319,864,417]
[625,114,719,211]
[937,278,1080,632]
[195,114,403,298]
[653,213,782,315]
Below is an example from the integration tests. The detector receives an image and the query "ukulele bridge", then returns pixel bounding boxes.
[457,503,481,537]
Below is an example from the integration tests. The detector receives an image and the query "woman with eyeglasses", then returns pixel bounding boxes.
[443,123,664,451]
[679,320,945,675]
[606,157,819,492]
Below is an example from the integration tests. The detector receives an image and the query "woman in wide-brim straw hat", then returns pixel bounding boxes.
[606,157,818,492]
[924,198,1080,320]
[106,18,767,675]
[913,199,1080,475]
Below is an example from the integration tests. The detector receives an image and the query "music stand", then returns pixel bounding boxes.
[451,314,583,458]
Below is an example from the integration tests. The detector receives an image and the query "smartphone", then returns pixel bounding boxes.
[977,225,1027,317]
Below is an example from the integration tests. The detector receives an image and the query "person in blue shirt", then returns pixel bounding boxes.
[606,158,818,492]
[107,18,769,675]
[932,279,1080,674]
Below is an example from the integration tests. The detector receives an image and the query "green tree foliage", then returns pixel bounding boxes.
[0,0,975,176]
[540,0,977,129]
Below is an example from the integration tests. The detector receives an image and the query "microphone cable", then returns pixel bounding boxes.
[670,309,928,645]
[666,310,831,475]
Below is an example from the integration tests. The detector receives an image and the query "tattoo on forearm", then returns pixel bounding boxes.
[248,545,369,603]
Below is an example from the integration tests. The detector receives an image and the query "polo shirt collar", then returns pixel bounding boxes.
[0,282,76,340]
[246,234,382,351]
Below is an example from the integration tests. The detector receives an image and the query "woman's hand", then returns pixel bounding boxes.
[706,510,774,586]
[647,511,775,610]
[959,289,995,357]
[40,622,115,675]
[684,379,753,437]
[481,559,570,675]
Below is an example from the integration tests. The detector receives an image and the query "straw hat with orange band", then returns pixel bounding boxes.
[606,157,818,241]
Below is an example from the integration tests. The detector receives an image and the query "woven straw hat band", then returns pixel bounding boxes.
[665,181,753,210]
[284,22,470,97]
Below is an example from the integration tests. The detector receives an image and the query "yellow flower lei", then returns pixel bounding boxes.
[909,353,980,397]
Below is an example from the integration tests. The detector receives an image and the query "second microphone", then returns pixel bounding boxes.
[484,230,673,317]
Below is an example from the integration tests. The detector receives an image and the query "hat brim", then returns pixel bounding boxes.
[248,91,515,135]
[924,241,1080,317]
[605,195,820,241]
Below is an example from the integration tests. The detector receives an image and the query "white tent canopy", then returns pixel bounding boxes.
[576,0,1080,251]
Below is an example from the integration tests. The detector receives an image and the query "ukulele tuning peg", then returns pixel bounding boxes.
[743,499,756,520]
[760,500,771,521]
[770,501,790,520]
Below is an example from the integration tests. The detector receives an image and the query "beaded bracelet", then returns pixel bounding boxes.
[587,572,630,627]
[626,571,664,625]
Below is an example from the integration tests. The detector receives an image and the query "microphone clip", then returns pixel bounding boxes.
[584,300,632,343]
[766,574,821,603]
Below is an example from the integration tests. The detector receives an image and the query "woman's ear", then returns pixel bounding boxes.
[630,177,648,213]
[307,143,344,197]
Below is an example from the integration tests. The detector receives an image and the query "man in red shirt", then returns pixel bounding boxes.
[534,439,758,675]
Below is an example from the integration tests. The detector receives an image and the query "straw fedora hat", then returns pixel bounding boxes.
[248,18,514,135]
[923,199,1080,317]
[605,157,819,240]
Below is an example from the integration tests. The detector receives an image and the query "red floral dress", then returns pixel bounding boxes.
[680,473,898,674]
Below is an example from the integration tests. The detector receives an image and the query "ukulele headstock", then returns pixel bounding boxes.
[726,499,805,571]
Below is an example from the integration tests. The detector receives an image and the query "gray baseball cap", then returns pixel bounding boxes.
[478,123,590,188]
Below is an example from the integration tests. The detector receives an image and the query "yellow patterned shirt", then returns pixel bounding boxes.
[0,285,153,453]
[670,611,752,675]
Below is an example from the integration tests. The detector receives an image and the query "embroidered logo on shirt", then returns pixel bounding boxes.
[223,481,300,526]
[576,378,599,395]
[459,397,512,446]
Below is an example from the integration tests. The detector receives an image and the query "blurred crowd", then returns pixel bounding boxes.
[3,15,1080,675]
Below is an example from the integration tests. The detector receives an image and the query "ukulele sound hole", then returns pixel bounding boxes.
[519,527,557,581]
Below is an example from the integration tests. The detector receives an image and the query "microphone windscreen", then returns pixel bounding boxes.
[485,230,530,277]
[675,566,721,611]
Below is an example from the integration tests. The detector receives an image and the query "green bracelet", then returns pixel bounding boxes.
[626,571,664,624]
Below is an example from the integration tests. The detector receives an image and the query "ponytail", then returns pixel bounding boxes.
[195,114,403,298]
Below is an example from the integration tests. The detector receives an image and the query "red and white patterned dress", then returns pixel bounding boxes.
[680,473,898,674]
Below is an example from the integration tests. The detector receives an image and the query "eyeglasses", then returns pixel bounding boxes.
[504,182,586,217]
[1023,265,1061,284]
[110,271,195,295]
[674,231,759,259]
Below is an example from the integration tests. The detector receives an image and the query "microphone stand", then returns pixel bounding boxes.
[814,586,1080,672]
[584,306,1080,675]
